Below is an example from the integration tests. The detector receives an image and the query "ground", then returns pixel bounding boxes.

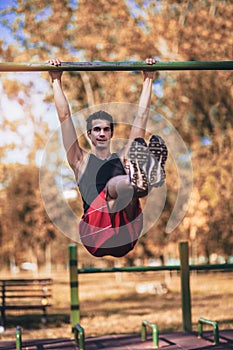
[1,270,233,341]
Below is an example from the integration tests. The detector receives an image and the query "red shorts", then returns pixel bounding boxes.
[79,189,143,257]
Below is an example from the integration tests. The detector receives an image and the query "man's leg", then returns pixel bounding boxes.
[106,137,157,221]
[106,175,137,217]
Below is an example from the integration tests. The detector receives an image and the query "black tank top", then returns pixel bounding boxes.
[78,153,126,213]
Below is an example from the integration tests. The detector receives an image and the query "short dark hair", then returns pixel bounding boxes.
[86,110,114,134]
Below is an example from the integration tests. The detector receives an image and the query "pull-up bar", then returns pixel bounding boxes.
[0,60,233,72]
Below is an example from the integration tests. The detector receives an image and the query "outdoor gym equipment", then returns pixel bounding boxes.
[69,242,233,348]
[0,60,232,72]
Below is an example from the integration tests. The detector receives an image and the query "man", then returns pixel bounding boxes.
[48,58,167,257]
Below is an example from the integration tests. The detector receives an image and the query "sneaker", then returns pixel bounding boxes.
[128,138,149,196]
[148,135,168,187]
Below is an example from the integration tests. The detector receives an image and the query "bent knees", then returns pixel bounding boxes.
[107,175,133,200]
[106,175,135,213]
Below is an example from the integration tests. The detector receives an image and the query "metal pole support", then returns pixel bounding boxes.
[141,320,159,348]
[198,317,219,345]
[69,244,80,331]
[74,323,85,350]
[179,242,192,332]
[15,326,22,350]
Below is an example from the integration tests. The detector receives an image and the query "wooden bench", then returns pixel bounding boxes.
[0,278,52,328]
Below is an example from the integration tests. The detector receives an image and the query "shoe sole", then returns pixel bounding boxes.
[148,135,168,187]
[129,140,148,192]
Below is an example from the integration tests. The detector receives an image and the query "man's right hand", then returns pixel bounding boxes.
[48,58,63,81]
[143,58,157,80]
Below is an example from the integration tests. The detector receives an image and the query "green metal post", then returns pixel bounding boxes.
[141,320,159,348]
[15,326,22,350]
[179,242,192,332]
[74,324,85,350]
[69,244,80,331]
[198,318,219,345]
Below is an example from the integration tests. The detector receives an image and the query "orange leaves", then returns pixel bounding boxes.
[2,79,21,97]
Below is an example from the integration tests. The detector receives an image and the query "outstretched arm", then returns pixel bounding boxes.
[48,59,85,172]
[129,58,157,140]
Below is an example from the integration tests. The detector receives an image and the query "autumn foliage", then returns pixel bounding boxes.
[0,0,232,269]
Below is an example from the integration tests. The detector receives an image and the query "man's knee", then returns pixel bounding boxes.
[107,175,132,199]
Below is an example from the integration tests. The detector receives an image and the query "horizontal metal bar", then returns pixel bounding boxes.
[190,263,233,271]
[78,265,181,274]
[77,263,233,274]
[0,61,233,72]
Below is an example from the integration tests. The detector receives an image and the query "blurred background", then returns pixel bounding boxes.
[0,0,232,274]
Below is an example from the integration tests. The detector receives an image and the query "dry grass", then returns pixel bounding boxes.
[1,270,233,341]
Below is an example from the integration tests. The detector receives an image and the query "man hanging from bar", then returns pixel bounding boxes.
[48,58,168,258]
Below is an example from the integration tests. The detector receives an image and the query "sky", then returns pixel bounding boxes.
[0,0,21,49]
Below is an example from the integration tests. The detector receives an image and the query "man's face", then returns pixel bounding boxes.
[87,119,112,149]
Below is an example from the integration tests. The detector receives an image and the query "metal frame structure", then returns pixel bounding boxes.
[69,242,233,348]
